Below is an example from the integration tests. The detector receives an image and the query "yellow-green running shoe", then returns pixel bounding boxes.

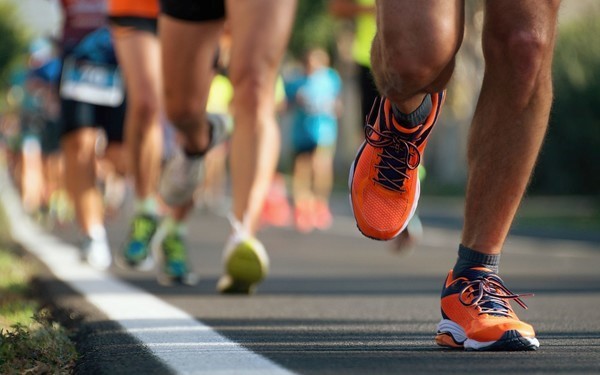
[217,232,270,295]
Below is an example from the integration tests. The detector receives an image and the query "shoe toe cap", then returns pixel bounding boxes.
[468,317,536,342]
[353,184,411,239]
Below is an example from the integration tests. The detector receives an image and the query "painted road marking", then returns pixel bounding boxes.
[0,173,294,375]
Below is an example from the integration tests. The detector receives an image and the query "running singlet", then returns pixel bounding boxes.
[352,0,376,68]
[108,0,159,18]
[60,0,107,53]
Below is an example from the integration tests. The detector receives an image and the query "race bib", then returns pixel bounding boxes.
[60,57,124,107]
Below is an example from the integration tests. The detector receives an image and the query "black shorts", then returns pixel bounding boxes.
[60,98,126,143]
[58,51,126,143]
[160,0,226,22]
[109,16,158,34]
[41,119,63,155]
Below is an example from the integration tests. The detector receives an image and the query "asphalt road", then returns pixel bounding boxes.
[38,201,600,375]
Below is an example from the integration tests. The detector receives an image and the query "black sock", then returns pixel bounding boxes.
[453,244,500,275]
[183,148,206,158]
[183,117,216,158]
[391,94,432,128]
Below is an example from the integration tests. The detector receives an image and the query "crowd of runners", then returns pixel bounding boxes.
[1,0,562,352]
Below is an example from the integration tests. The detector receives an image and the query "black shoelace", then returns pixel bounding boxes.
[364,103,421,192]
[458,275,533,317]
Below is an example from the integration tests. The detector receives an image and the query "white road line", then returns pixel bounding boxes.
[0,173,295,375]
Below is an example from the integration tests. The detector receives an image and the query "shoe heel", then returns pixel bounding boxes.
[435,319,466,348]
[226,244,268,285]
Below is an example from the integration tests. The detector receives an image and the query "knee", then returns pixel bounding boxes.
[164,97,203,130]
[129,94,160,130]
[373,21,459,95]
[230,72,263,116]
[229,63,276,120]
[484,28,552,94]
[61,131,96,164]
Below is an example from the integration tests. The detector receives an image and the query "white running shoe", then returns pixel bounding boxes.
[217,216,270,294]
[81,236,112,271]
[159,114,230,207]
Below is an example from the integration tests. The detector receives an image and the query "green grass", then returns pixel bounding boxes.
[0,247,77,374]
[514,215,600,233]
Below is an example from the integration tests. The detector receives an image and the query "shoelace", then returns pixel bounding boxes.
[365,103,422,192]
[459,275,533,317]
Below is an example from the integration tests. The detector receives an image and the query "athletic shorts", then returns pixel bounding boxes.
[292,117,338,155]
[40,119,63,155]
[108,0,160,19]
[109,16,158,35]
[160,0,226,22]
[60,98,126,143]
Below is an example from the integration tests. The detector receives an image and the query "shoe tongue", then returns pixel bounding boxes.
[375,124,421,191]
[456,266,493,280]
[460,268,510,316]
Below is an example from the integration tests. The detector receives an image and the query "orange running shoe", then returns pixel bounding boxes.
[435,267,539,351]
[349,93,444,240]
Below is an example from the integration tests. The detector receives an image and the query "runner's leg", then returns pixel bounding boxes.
[226,0,297,233]
[371,0,464,111]
[113,27,163,200]
[461,0,560,254]
[62,128,105,235]
[159,15,223,155]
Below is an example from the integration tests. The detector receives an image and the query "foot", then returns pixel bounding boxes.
[294,206,314,233]
[159,114,229,207]
[120,213,158,271]
[217,227,269,295]
[152,223,198,286]
[435,267,539,351]
[390,214,423,254]
[312,201,333,231]
[81,236,112,271]
[349,94,444,240]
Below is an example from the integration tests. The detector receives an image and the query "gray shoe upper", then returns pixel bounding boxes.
[159,114,230,207]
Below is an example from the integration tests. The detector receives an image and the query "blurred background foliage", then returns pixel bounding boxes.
[531,13,600,195]
[0,2,28,92]
[288,0,337,59]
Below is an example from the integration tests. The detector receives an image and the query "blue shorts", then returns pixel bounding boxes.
[292,117,337,155]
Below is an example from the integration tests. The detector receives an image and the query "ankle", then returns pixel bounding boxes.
[390,94,432,128]
[453,244,500,275]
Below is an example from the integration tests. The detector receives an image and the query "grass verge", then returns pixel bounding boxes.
[0,246,77,374]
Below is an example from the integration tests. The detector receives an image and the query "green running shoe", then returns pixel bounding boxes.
[154,229,198,286]
[121,213,158,270]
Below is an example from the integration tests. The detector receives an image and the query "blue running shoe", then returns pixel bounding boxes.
[121,214,158,270]
[153,225,198,286]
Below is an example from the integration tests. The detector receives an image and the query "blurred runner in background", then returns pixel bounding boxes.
[56,0,126,270]
[329,0,377,126]
[109,0,223,286]
[158,0,297,294]
[285,48,342,233]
